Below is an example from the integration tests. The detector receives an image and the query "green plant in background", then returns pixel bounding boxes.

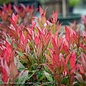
[0,0,10,5]
[68,0,81,7]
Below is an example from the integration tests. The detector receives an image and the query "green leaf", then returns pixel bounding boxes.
[16,70,28,84]
[27,53,36,64]
[61,76,68,85]
[0,79,2,84]
[34,83,40,86]
[14,57,26,71]
[74,82,80,86]
[17,51,23,57]
[18,61,26,71]
[44,71,53,82]
[27,70,36,80]
[75,73,85,84]
[36,70,45,81]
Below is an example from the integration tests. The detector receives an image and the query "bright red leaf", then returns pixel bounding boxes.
[3,42,12,63]
[70,52,76,69]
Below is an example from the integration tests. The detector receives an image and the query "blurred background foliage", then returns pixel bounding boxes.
[0,0,10,5]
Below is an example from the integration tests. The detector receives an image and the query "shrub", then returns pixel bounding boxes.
[0,4,86,86]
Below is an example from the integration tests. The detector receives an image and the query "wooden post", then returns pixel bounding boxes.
[14,0,18,5]
[62,0,67,18]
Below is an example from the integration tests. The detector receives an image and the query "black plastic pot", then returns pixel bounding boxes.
[58,13,81,25]
[18,0,40,10]
[8,0,40,11]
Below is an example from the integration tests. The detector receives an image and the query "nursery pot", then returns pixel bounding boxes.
[18,0,40,10]
[58,13,81,25]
